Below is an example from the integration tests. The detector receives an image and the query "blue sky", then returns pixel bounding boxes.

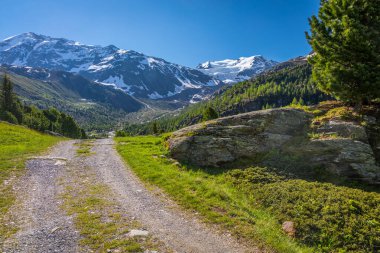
[1,0,319,67]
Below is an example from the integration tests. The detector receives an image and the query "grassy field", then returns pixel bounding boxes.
[0,121,63,238]
[115,135,312,253]
[116,135,380,253]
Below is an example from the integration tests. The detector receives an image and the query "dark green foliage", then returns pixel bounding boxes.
[115,130,128,137]
[0,75,85,138]
[60,114,82,138]
[227,167,380,252]
[1,75,13,112]
[125,61,330,135]
[152,121,159,135]
[202,106,218,121]
[2,111,18,124]
[306,0,380,106]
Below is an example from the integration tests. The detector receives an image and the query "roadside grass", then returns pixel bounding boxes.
[116,135,380,253]
[0,121,63,238]
[61,164,169,253]
[115,135,312,253]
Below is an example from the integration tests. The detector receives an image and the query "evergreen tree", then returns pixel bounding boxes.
[61,113,81,138]
[152,121,158,135]
[1,75,13,112]
[0,75,23,123]
[306,0,380,107]
[203,106,218,121]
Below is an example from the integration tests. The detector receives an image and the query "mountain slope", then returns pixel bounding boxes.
[0,65,143,130]
[125,56,331,134]
[197,55,278,84]
[0,33,223,102]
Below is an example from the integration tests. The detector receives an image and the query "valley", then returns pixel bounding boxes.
[1,0,379,252]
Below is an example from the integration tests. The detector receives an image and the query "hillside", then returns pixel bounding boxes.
[0,121,63,238]
[124,57,331,134]
[0,65,143,130]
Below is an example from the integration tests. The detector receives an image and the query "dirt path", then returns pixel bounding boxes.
[87,138,254,253]
[3,139,256,253]
[2,141,80,253]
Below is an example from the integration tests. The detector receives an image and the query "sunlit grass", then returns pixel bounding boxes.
[115,135,311,253]
[0,121,63,238]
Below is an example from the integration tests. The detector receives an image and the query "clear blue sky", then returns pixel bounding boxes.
[1,0,319,67]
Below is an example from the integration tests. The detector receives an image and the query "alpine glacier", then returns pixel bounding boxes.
[197,56,278,84]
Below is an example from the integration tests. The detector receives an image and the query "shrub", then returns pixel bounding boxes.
[115,130,128,137]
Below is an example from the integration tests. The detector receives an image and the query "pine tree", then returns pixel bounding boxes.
[203,106,218,121]
[1,75,13,112]
[306,0,380,107]
[0,75,23,123]
[152,121,158,135]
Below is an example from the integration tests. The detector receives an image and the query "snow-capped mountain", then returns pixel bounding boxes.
[197,56,278,84]
[0,32,222,101]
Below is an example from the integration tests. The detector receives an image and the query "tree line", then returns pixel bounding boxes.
[0,75,86,138]
[123,61,330,135]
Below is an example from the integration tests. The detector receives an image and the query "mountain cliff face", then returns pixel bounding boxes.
[197,56,278,84]
[0,33,222,101]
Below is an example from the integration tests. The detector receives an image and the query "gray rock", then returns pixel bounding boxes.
[168,108,380,184]
[315,120,368,142]
[169,108,310,167]
[128,229,149,237]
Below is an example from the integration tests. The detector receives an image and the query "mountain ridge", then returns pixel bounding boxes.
[0,32,277,104]
[0,32,222,102]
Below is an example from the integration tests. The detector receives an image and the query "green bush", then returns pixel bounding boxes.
[1,111,18,124]
[115,130,128,137]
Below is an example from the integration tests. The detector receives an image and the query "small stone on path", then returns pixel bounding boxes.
[128,229,149,237]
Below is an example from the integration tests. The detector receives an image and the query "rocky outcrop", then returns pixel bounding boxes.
[168,108,380,185]
[168,108,310,167]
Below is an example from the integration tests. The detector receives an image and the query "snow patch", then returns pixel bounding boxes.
[148,91,164,99]
[99,75,127,88]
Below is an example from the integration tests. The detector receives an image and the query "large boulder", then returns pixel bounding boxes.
[168,108,380,184]
[168,108,310,167]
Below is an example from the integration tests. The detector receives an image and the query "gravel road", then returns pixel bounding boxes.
[88,138,256,253]
[2,141,79,253]
[2,138,258,253]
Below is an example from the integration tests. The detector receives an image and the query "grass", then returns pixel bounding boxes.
[115,135,312,253]
[76,140,95,156]
[0,121,63,238]
[116,135,380,253]
[61,161,168,252]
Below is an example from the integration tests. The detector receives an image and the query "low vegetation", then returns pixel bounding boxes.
[116,135,380,253]
[0,121,63,238]
[75,140,95,156]
[227,167,380,252]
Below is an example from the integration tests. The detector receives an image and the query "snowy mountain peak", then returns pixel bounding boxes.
[197,55,278,84]
[0,33,222,102]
